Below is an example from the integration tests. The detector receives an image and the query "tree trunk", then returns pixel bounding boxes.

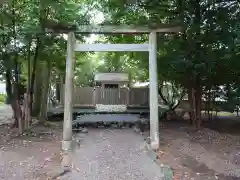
[26,39,32,125]
[32,60,44,117]
[192,0,201,130]
[30,1,49,116]
[159,84,169,105]
[39,61,51,122]
[10,0,23,132]
[11,83,22,129]
[195,83,202,129]
[5,69,12,104]
[207,89,213,121]
[30,37,41,117]
[59,75,65,105]
[11,58,23,133]
[56,81,61,102]
[188,87,195,125]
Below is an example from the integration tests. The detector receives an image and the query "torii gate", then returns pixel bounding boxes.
[62,25,180,151]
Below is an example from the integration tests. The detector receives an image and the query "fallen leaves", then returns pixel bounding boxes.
[156,150,167,159]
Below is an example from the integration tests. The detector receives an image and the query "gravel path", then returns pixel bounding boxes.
[63,128,164,180]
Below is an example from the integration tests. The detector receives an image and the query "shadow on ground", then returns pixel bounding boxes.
[204,116,240,135]
[141,118,240,180]
[0,122,63,180]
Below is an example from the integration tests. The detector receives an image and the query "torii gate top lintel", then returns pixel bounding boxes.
[48,24,181,34]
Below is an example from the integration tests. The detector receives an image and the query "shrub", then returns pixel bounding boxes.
[0,93,6,104]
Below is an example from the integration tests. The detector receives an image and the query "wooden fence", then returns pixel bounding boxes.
[60,86,149,107]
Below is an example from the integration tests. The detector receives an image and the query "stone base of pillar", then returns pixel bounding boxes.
[62,140,73,151]
[61,151,73,168]
[150,140,159,150]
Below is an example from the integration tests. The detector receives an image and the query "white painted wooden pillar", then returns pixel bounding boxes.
[149,31,159,150]
[62,32,75,151]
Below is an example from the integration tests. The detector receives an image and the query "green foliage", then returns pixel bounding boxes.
[0,0,91,86]
[95,0,239,98]
[0,0,240,109]
[0,93,6,104]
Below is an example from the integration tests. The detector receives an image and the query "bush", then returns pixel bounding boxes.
[0,93,6,104]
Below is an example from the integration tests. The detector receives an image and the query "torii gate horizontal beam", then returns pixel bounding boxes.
[74,43,149,52]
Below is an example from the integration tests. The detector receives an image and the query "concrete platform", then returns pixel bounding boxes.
[47,105,167,116]
[73,114,144,124]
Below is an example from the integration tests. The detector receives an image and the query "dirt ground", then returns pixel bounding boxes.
[144,121,240,180]
[0,103,239,180]
[0,121,239,180]
[0,123,63,180]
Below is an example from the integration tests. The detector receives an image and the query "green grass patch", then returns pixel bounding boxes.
[201,110,233,117]
[0,93,6,104]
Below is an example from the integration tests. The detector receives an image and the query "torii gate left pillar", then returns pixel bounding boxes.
[62,32,75,151]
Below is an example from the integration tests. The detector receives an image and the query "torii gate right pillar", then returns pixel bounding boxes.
[149,31,159,150]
